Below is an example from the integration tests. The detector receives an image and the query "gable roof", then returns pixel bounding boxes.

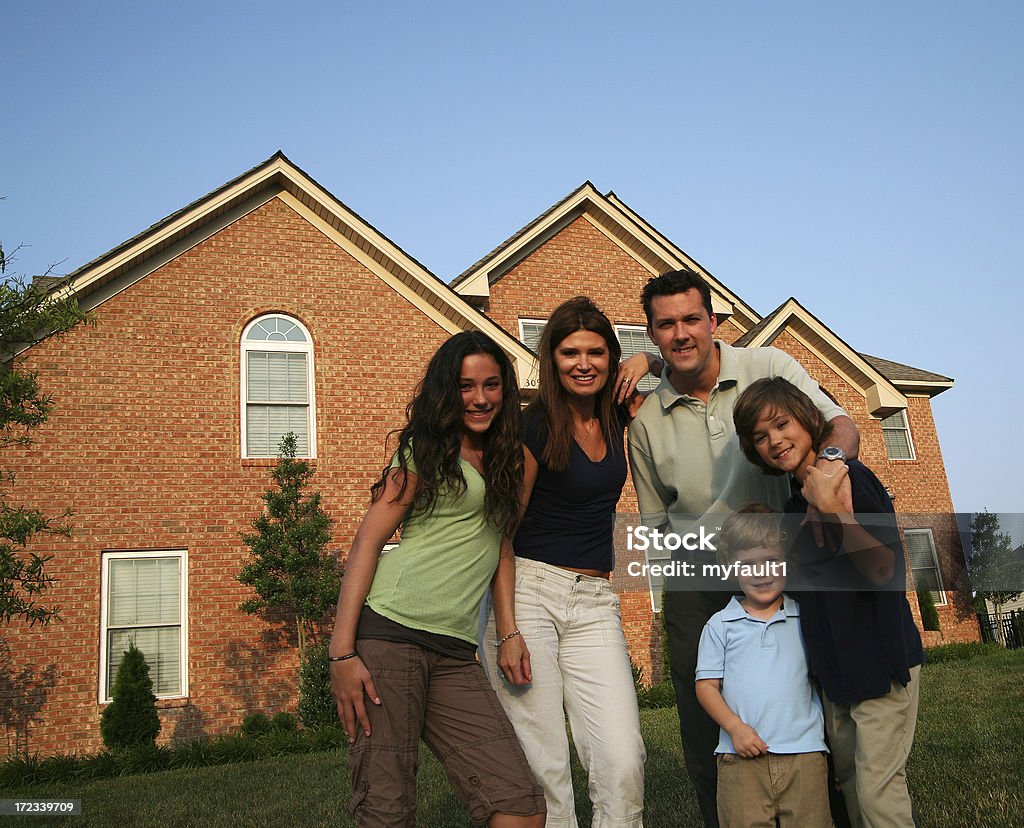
[49,152,539,387]
[734,299,953,402]
[450,182,762,333]
[734,298,907,415]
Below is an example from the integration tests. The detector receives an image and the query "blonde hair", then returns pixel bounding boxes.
[716,504,787,566]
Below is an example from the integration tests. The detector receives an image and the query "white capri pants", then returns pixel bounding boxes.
[480,556,646,828]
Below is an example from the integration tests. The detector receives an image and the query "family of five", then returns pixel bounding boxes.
[329,270,922,828]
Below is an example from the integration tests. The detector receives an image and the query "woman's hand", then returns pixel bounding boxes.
[616,352,660,404]
[331,656,381,744]
[497,634,533,686]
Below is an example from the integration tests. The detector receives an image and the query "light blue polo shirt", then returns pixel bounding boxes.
[696,594,827,755]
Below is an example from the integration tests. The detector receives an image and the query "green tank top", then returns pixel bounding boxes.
[365,452,500,645]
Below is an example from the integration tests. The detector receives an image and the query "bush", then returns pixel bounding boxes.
[298,640,339,729]
[271,712,298,732]
[638,680,677,709]
[99,642,161,749]
[240,713,274,738]
[924,641,1005,664]
[917,589,941,631]
[632,659,676,709]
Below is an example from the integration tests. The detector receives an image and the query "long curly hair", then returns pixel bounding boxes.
[527,297,622,472]
[371,331,523,537]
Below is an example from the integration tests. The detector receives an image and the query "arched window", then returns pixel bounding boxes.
[241,314,316,458]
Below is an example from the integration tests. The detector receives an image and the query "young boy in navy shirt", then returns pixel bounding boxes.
[696,504,831,827]
[732,377,923,828]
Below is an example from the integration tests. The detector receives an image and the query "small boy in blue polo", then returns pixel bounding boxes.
[695,504,831,828]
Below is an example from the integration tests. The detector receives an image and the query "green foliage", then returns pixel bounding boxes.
[969,510,1023,611]
[271,712,298,733]
[0,724,349,787]
[298,639,340,729]
[99,642,161,749]
[917,588,941,631]
[631,659,676,709]
[1,271,90,626]
[923,641,1005,664]
[237,433,342,657]
[240,713,273,738]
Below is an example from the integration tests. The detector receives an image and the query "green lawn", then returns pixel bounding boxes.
[4,648,1022,827]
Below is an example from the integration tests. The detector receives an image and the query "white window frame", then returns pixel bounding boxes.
[645,550,673,613]
[905,528,946,606]
[98,549,189,704]
[880,409,916,461]
[615,324,660,393]
[240,314,317,459]
[518,318,547,354]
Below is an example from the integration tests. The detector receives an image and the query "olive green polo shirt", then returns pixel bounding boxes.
[627,341,847,537]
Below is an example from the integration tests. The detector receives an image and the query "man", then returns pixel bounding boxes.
[627,269,859,827]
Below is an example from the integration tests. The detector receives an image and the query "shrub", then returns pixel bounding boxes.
[99,642,161,749]
[240,713,274,738]
[917,589,941,631]
[638,680,677,709]
[298,639,339,729]
[271,712,298,732]
[924,641,1005,664]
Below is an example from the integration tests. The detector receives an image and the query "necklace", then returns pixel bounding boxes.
[574,417,597,444]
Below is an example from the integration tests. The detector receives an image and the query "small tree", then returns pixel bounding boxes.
[238,433,342,658]
[2,244,91,626]
[969,510,1023,643]
[99,641,161,749]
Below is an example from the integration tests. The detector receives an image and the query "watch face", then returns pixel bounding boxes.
[821,446,845,461]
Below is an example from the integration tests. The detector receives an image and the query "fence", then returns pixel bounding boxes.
[976,608,1024,650]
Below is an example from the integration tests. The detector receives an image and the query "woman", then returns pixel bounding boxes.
[481,298,659,828]
[330,331,546,828]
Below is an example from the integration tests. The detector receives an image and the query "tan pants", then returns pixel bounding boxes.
[823,665,921,828]
[716,751,832,827]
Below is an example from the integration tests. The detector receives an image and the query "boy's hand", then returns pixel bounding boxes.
[727,721,768,758]
[802,464,849,515]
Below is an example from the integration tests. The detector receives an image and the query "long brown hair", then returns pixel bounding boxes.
[371,332,523,537]
[527,297,622,472]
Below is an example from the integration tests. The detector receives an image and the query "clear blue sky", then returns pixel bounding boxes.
[4,1,1022,513]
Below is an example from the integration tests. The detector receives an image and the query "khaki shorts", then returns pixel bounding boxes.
[717,750,832,827]
[348,638,545,827]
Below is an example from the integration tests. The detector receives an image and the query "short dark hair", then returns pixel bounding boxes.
[732,377,834,476]
[717,503,786,566]
[641,269,713,325]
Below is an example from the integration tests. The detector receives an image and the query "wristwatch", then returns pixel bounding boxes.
[818,446,847,462]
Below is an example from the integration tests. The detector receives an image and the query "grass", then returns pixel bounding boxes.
[3,647,1021,827]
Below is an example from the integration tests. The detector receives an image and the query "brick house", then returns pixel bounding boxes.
[2,155,977,757]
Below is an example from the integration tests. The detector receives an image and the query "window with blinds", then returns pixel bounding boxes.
[241,315,315,458]
[881,410,915,460]
[615,326,659,392]
[100,551,187,702]
[519,319,546,353]
[905,529,945,605]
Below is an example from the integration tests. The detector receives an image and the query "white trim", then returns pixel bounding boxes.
[644,550,672,614]
[98,549,189,704]
[905,528,946,606]
[240,314,317,459]
[614,324,659,393]
[880,409,916,461]
[518,318,547,351]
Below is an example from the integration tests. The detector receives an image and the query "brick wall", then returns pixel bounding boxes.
[2,197,453,755]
